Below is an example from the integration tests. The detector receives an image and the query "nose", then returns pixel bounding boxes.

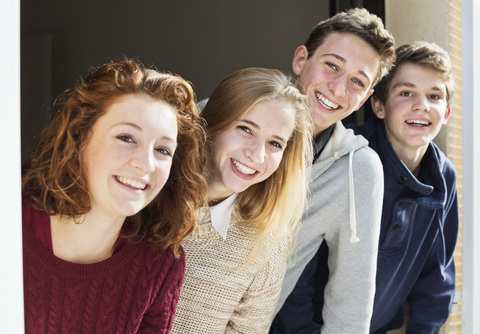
[245,140,265,164]
[413,94,431,112]
[328,74,347,97]
[130,148,155,173]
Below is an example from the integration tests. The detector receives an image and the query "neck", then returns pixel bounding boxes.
[50,212,125,264]
[204,164,234,206]
[206,184,234,206]
[393,144,428,178]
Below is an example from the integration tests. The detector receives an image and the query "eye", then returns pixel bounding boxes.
[429,94,441,101]
[326,62,338,71]
[400,91,413,97]
[155,147,172,156]
[117,134,135,143]
[269,141,283,149]
[352,78,365,88]
[238,125,252,134]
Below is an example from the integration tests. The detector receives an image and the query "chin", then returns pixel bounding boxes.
[120,203,148,217]
[226,183,250,194]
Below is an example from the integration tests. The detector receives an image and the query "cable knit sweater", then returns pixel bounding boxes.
[171,211,288,333]
[22,198,185,334]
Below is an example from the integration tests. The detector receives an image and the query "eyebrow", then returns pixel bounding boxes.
[112,122,141,130]
[391,82,445,92]
[321,53,372,85]
[112,122,177,143]
[240,119,288,144]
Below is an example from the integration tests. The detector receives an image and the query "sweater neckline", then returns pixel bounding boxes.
[22,200,143,278]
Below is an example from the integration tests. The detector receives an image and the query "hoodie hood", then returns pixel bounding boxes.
[312,121,369,243]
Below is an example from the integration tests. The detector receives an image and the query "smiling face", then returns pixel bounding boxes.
[207,99,295,202]
[372,62,451,161]
[292,32,380,138]
[81,93,178,221]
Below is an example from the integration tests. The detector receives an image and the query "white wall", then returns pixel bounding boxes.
[461,0,480,332]
[386,0,450,48]
[0,0,24,332]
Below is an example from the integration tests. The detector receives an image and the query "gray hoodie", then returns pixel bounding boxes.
[275,121,384,333]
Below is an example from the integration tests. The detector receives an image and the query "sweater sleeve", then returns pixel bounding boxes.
[321,149,383,334]
[406,168,459,333]
[139,249,186,334]
[226,239,288,334]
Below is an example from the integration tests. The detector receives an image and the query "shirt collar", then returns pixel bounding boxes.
[313,124,335,163]
[199,193,238,239]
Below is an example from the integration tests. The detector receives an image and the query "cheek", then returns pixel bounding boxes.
[153,162,173,191]
[298,68,317,90]
[81,151,101,187]
[159,160,173,179]
[211,136,236,167]
[267,152,285,176]
[212,144,226,171]
[350,90,368,106]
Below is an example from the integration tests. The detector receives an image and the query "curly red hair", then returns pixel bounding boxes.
[22,59,207,257]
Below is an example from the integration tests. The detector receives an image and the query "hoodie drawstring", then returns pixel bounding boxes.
[348,150,360,243]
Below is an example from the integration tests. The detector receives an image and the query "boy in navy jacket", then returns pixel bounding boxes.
[363,41,459,333]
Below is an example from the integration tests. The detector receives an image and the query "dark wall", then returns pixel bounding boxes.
[21,0,330,160]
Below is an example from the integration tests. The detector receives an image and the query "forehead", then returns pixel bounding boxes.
[312,31,377,56]
[390,63,447,89]
[244,100,295,133]
[312,32,380,81]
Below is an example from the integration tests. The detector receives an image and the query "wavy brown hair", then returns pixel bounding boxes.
[22,59,207,257]
[373,41,455,108]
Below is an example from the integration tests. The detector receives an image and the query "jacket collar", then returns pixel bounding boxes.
[374,118,447,207]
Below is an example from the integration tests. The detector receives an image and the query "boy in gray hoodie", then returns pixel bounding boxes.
[271,8,396,333]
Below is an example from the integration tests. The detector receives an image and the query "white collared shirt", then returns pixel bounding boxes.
[199,193,238,239]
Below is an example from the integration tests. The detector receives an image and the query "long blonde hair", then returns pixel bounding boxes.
[202,68,313,250]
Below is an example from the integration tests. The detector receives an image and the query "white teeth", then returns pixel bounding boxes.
[406,120,430,126]
[315,92,339,110]
[116,176,147,190]
[232,159,256,175]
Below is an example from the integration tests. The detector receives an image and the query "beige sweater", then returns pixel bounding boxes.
[171,213,288,333]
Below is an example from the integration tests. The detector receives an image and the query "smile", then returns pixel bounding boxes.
[232,159,256,175]
[406,120,431,127]
[315,92,340,110]
[116,176,147,190]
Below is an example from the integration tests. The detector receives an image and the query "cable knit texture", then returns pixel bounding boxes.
[171,212,288,333]
[22,198,185,334]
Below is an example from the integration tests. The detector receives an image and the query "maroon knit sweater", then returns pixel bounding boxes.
[22,198,185,333]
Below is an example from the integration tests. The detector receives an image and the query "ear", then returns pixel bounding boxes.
[292,45,309,76]
[371,95,386,119]
[442,107,452,125]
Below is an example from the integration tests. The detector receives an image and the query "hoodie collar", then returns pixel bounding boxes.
[314,121,369,244]
[313,124,335,163]
[318,121,369,161]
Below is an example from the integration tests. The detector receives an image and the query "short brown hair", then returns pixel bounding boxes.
[22,59,207,257]
[304,7,395,86]
[373,41,455,107]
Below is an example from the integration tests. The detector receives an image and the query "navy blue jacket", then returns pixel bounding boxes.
[271,118,459,334]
